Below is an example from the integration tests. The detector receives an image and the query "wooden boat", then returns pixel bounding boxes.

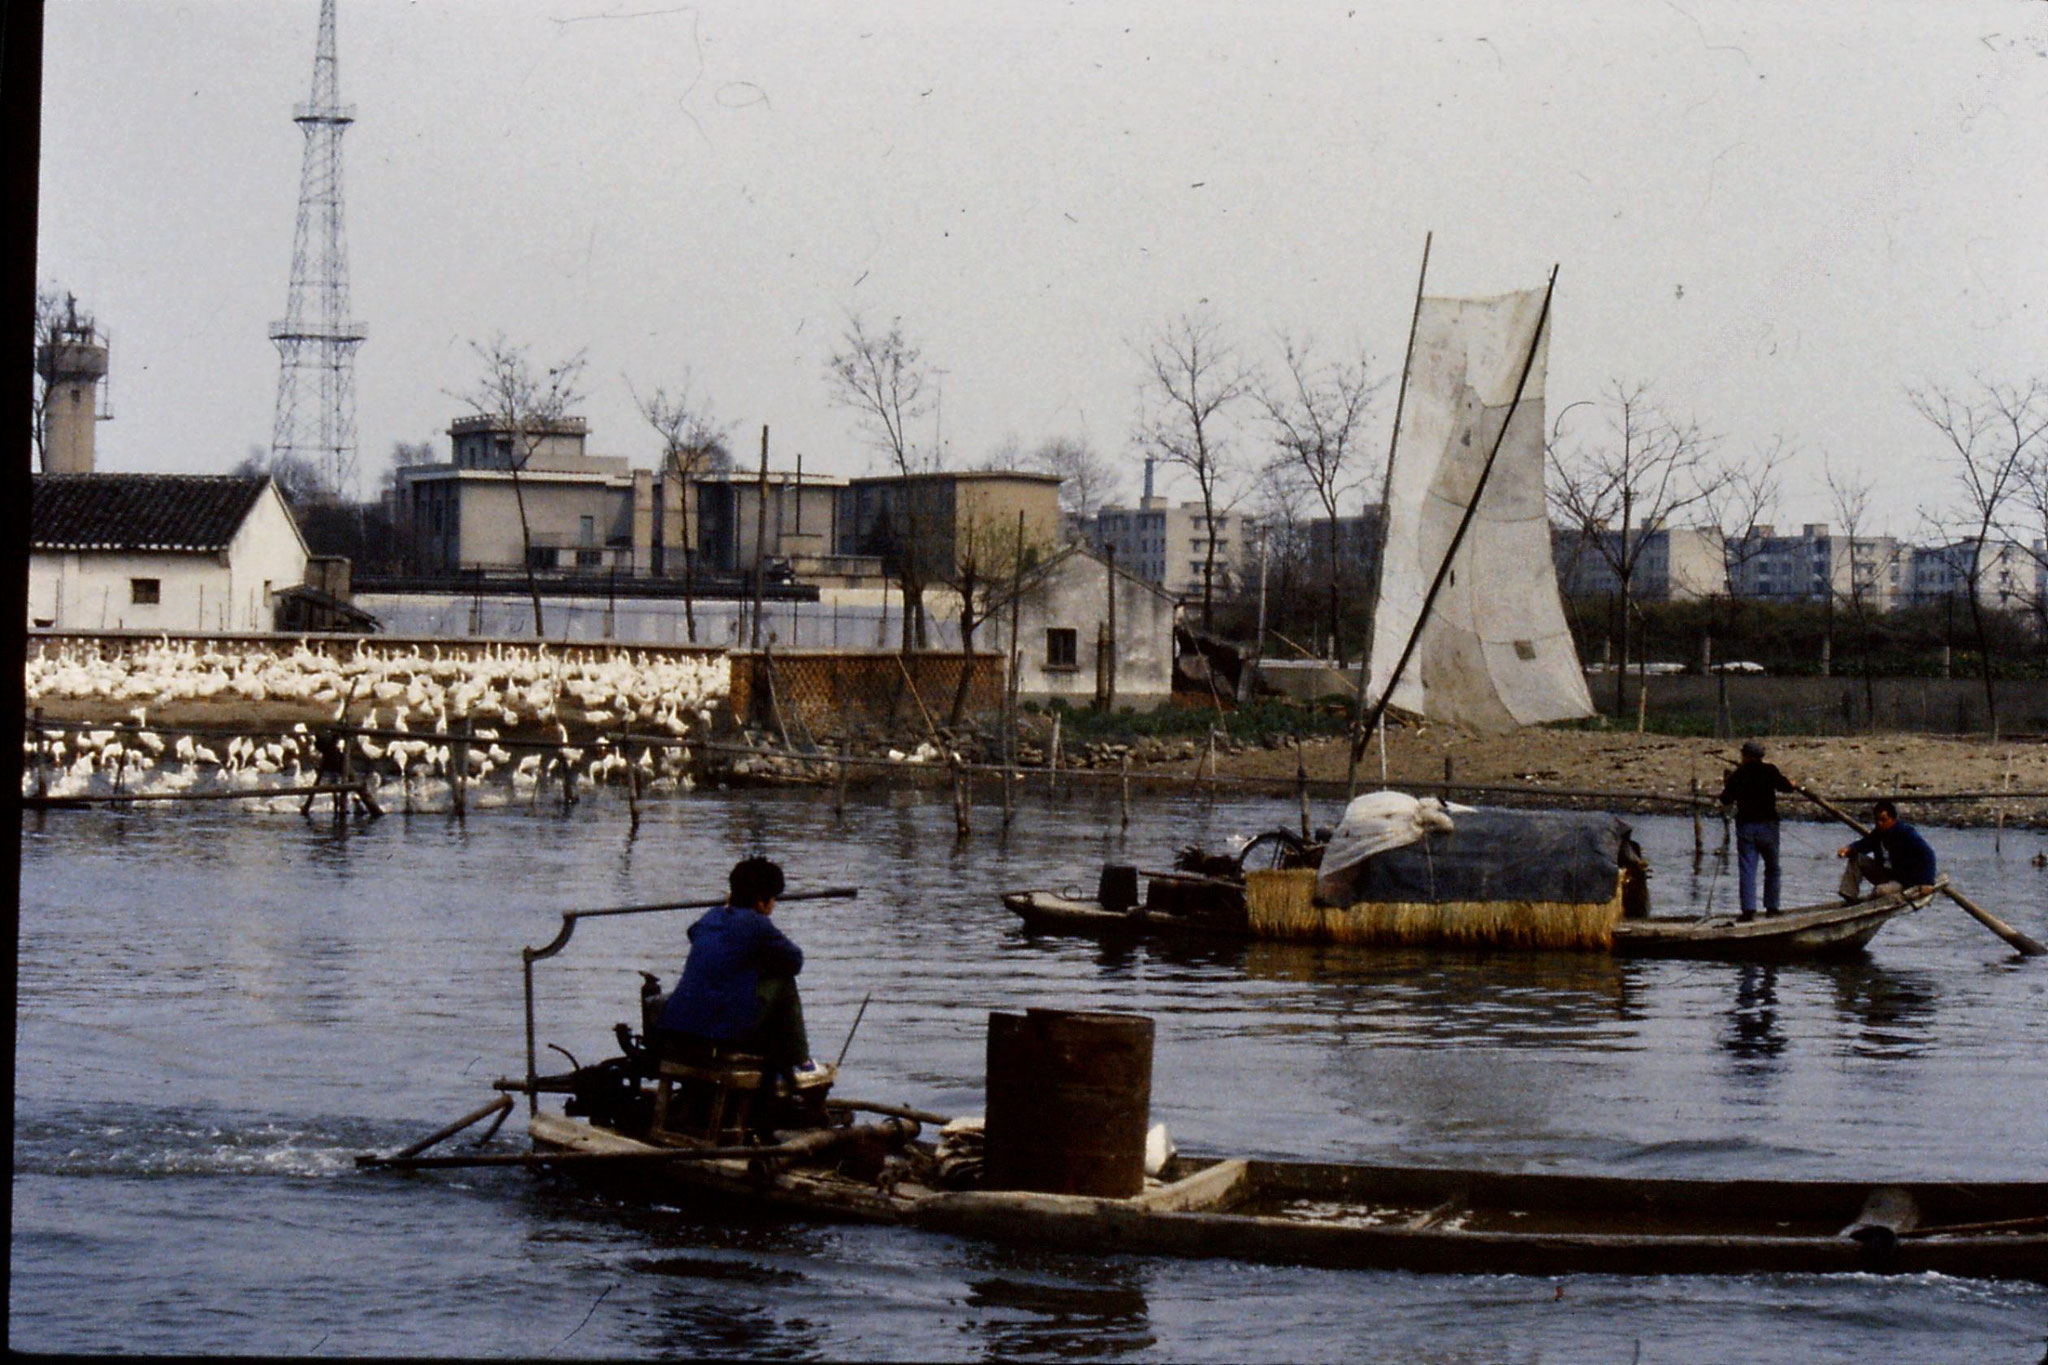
[1610,882,1942,960]
[1003,877,1939,962]
[524,1108,2048,1282]
[361,890,2047,1285]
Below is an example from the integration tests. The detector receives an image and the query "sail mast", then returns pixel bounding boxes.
[1347,231,1432,795]
[1350,264,1560,763]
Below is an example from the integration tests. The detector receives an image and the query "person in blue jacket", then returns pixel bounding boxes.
[652,856,813,1080]
[1836,800,1938,900]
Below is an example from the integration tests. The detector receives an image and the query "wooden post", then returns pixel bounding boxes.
[1443,753,1455,805]
[1119,752,1131,829]
[1001,745,1015,829]
[952,757,971,838]
[834,752,850,819]
[1205,727,1218,796]
[561,746,578,810]
[1104,542,1118,712]
[453,717,470,817]
[1296,739,1311,839]
[32,707,45,798]
[1047,712,1061,803]
[626,744,641,826]
[1715,671,1730,739]
[1636,677,1649,733]
[1690,774,1704,866]
[750,425,769,650]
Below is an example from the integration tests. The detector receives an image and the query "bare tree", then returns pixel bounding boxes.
[456,335,588,638]
[1547,380,1731,713]
[2016,427,2048,652]
[629,374,733,644]
[827,313,937,652]
[1257,333,1382,663]
[30,286,66,472]
[1823,458,1900,726]
[1909,377,2048,730]
[1136,311,1253,630]
[933,507,1052,724]
[235,444,333,507]
[1025,435,1121,522]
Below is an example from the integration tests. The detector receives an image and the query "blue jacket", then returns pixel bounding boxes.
[654,904,804,1042]
[1847,822,1937,887]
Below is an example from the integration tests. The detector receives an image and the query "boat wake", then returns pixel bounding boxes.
[14,1104,398,1180]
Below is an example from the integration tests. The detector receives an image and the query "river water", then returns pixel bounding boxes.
[14,787,2048,1361]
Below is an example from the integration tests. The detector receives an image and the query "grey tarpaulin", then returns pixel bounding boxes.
[1314,808,1631,907]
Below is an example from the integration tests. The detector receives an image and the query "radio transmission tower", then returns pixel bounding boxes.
[270,0,365,498]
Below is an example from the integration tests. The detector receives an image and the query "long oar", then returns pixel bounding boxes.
[1790,780,2044,958]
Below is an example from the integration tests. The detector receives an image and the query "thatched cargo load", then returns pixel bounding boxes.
[1246,808,1637,951]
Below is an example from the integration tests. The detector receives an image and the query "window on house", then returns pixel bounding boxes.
[576,548,603,568]
[1045,627,1078,669]
[580,515,596,546]
[130,578,160,605]
[528,546,557,570]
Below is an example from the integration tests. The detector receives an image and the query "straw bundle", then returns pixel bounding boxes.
[1244,868,1624,952]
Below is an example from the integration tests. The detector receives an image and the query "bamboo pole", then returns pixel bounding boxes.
[387,1095,514,1162]
[1120,752,1131,829]
[1349,229,1431,787]
[360,1119,913,1172]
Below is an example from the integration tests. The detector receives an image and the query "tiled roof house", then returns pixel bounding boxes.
[28,474,310,632]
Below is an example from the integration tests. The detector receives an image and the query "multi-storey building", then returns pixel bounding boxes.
[1555,526,1729,601]
[1726,523,1902,610]
[1082,496,1258,600]
[1906,539,2043,611]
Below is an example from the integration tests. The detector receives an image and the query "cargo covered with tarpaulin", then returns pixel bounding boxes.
[1244,804,1635,951]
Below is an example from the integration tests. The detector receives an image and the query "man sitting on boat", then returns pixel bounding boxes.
[650,856,817,1088]
[1836,800,1938,901]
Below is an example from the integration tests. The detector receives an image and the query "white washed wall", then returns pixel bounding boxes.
[27,485,309,632]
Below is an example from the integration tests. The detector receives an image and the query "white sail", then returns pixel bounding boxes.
[1366,289,1594,733]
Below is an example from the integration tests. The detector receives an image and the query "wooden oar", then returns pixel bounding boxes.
[1790,780,2045,958]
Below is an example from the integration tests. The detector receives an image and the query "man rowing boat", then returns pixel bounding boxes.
[1836,800,1938,902]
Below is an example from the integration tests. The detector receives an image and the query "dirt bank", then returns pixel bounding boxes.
[1196,726,2048,829]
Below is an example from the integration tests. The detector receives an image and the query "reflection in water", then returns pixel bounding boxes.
[1722,963,1786,1066]
[1827,960,1939,1059]
[967,1266,1154,1360]
[1241,941,1631,1050]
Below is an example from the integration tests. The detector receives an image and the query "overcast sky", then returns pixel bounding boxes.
[36,1,2048,532]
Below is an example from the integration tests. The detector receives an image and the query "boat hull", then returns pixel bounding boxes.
[1610,885,1935,960]
[528,1114,2048,1282]
[1005,886,1932,962]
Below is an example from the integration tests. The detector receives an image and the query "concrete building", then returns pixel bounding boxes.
[397,417,660,577]
[694,470,877,584]
[35,294,111,476]
[29,474,310,632]
[1557,526,1729,601]
[998,544,1178,707]
[1728,523,1902,609]
[1907,539,2042,611]
[1082,496,1258,600]
[836,471,1063,582]
[395,416,893,589]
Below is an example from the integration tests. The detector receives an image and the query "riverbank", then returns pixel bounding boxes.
[1195,726,2048,829]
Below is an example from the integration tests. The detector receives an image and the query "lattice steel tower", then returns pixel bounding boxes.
[269,0,365,497]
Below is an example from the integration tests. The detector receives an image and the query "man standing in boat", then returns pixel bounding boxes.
[1718,740,1795,920]
[650,856,816,1086]
[1836,800,1938,901]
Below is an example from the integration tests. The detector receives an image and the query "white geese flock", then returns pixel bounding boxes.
[23,638,731,806]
